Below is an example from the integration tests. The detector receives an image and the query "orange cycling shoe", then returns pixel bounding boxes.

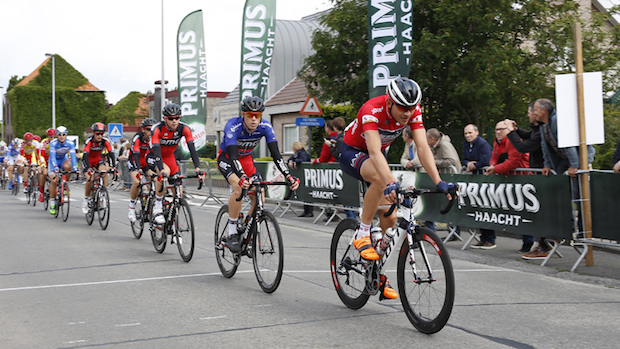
[380,275,398,300]
[353,235,379,260]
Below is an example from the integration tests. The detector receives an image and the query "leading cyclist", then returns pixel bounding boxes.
[218,96,300,253]
[339,77,453,300]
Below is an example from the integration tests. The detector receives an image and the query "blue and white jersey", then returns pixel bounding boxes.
[0,145,7,161]
[49,139,77,170]
[8,143,20,157]
[220,117,277,157]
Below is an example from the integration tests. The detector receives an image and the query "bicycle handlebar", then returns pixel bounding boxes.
[235,180,295,202]
[383,186,459,217]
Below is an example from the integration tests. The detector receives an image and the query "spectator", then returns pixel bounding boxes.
[425,128,461,235]
[613,138,620,174]
[400,128,420,169]
[504,103,543,252]
[523,98,596,260]
[312,120,337,165]
[288,141,313,217]
[463,124,492,174]
[471,121,529,250]
[330,117,356,219]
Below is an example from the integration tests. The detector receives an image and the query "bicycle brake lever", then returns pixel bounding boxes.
[440,187,458,214]
[236,188,247,202]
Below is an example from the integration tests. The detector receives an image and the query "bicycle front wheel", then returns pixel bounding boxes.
[397,227,455,334]
[12,178,18,195]
[26,176,33,204]
[31,177,38,207]
[252,211,284,293]
[97,186,110,230]
[61,183,70,222]
[149,199,167,253]
[131,192,145,239]
[330,218,369,309]
[174,198,195,262]
[214,205,239,278]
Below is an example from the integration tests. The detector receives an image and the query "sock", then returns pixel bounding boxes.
[228,218,237,237]
[129,199,136,209]
[50,199,56,206]
[357,222,371,239]
[155,195,163,209]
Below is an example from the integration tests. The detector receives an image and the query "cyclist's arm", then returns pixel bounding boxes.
[69,142,78,170]
[267,141,291,177]
[105,140,116,167]
[225,144,246,177]
[364,130,396,185]
[150,127,165,171]
[412,128,442,185]
[181,126,201,169]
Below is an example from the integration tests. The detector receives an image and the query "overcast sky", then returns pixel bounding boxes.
[0,0,333,104]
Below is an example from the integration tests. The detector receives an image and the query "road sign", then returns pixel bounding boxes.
[296,117,324,127]
[300,95,323,115]
[108,123,123,143]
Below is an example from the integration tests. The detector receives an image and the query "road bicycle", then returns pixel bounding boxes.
[148,173,202,262]
[130,172,157,239]
[51,170,77,222]
[330,186,458,334]
[42,176,51,211]
[85,169,116,230]
[214,179,293,293]
[0,165,8,190]
[10,164,20,195]
[24,164,40,206]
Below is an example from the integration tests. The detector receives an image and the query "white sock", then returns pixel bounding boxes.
[129,199,136,209]
[155,196,163,210]
[357,222,371,239]
[228,218,237,237]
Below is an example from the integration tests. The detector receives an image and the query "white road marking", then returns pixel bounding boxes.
[68,322,86,325]
[199,315,227,320]
[116,323,141,327]
[63,340,87,344]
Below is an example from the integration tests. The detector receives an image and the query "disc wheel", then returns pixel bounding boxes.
[97,186,110,230]
[60,183,70,222]
[214,205,239,278]
[330,218,369,309]
[397,227,455,334]
[131,193,146,239]
[252,211,284,293]
[174,198,195,262]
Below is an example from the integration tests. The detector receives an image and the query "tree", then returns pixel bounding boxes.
[301,0,620,159]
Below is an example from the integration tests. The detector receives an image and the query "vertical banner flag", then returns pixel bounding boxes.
[239,0,277,105]
[177,10,208,158]
[368,0,414,98]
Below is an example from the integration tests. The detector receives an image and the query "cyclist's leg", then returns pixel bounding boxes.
[153,162,171,224]
[99,161,109,187]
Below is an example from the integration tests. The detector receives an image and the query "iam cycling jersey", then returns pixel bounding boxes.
[83,136,115,169]
[150,121,200,174]
[129,131,150,171]
[343,95,424,152]
[49,139,77,171]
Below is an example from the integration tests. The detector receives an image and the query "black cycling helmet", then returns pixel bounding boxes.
[240,96,265,113]
[386,77,422,107]
[162,103,182,117]
[91,122,105,133]
[141,117,157,128]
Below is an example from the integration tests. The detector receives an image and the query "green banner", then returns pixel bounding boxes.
[368,0,414,98]
[240,0,276,103]
[393,171,574,239]
[177,10,208,159]
[590,172,620,241]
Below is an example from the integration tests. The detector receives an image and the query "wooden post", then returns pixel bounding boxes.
[573,22,594,266]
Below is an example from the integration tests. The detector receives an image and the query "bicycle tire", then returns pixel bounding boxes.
[214,205,239,278]
[97,186,110,230]
[330,218,370,309]
[85,192,95,225]
[397,227,455,334]
[150,199,167,253]
[12,178,18,195]
[31,176,38,207]
[61,182,70,222]
[131,191,145,239]
[174,198,195,262]
[252,211,284,293]
[26,175,33,204]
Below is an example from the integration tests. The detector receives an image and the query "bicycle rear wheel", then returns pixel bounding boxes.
[85,194,95,226]
[397,227,455,334]
[214,205,239,278]
[26,175,33,204]
[252,211,284,293]
[174,198,195,262]
[131,192,145,239]
[31,177,38,207]
[150,199,167,253]
[61,183,70,222]
[97,186,110,230]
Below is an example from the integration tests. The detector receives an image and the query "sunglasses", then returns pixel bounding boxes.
[389,98,416,112]
[95,132,104,136]
[167,116,181,121]
[244,112,262,119]
[58,133,67,136]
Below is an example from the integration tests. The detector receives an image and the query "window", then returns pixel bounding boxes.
[283,124,299,153]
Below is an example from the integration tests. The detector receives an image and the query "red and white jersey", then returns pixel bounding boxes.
[343,95,424,152]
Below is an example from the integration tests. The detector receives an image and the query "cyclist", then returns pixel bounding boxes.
[218,96,300,253]
[340,77,453,300]
[127,117,157,222]
[20,132,42,192]
[82,122,116,214]
[148,104,205,224]
[38,128,57,202]
[48,126,78,215]
[0,141,7,185]
[6,138,24,190]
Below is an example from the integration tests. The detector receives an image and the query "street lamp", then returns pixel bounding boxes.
[0,86,4,142]
[45,53,56,129]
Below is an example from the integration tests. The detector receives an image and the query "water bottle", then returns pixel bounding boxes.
[370,227,383,247]
[376,228,396,255]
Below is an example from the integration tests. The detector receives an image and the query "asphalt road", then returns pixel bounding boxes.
[0,184,619,348]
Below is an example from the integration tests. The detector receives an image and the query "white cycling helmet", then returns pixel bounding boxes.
[386,77,422,107]
[56,126,68,135]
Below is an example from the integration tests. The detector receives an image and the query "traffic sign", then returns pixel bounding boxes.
[296,117,324,127]
[300,95,323,115]
[107,123,123,143]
